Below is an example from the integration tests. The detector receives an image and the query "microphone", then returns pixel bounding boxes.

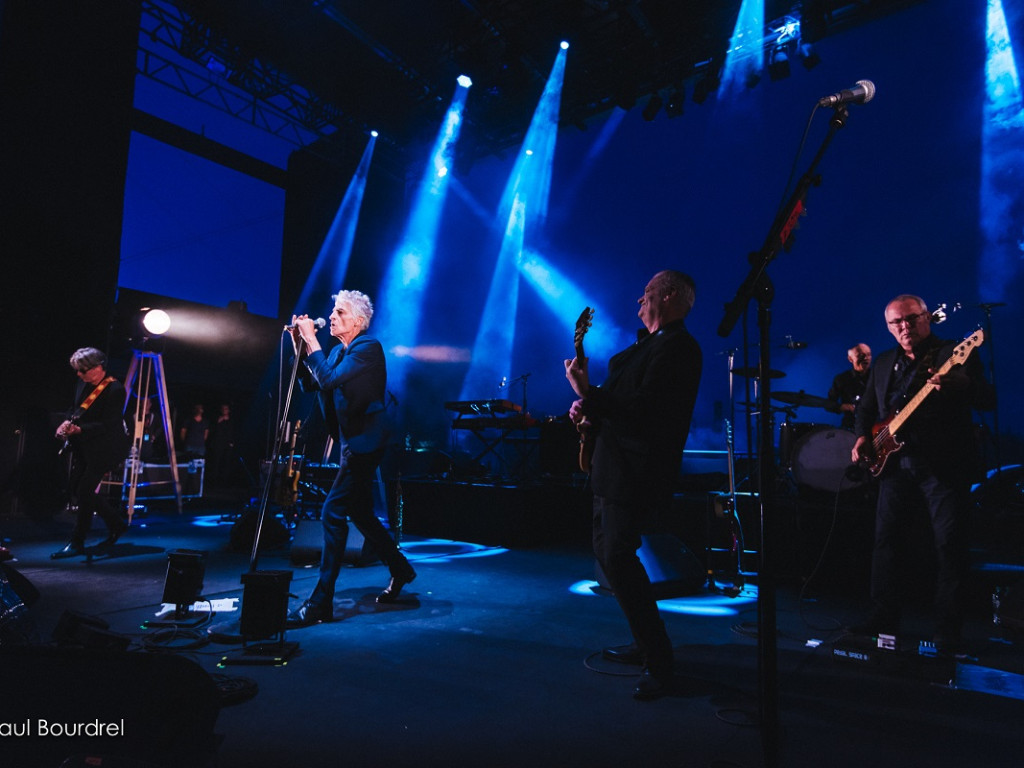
[818,79,876,108]
[785,340,808,350]
[284,317,326,331]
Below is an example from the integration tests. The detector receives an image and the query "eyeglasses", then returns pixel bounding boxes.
[887,312,927,328]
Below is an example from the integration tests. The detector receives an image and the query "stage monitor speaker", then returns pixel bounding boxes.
[240,569,293,641]
[595,533,706,599]
[0,645,219,768]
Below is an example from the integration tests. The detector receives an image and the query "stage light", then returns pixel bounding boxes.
[665,88,684,118]
[642,93,663,121]
[141,308,171,336]
[560,40,569,50]
[371,129,378,137]
[797,43,821,69]
[768,46,790,81]
[457,74,472,88]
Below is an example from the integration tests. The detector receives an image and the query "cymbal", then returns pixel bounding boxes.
[730,366,785,379]
[771,391,834,409]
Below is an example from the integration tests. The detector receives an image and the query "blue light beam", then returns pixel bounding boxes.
[721,0,765,95]
[375,80,470,396]
[979,0,1024,301]
[292,134,376,316]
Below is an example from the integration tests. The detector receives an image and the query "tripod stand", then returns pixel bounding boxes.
[123,350,181,519]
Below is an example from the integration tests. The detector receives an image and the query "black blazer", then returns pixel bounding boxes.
[299,334,390,455]
[584,319,702,507]
[67,378,131,463]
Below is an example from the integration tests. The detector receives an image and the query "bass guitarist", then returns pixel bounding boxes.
[850,294,995,653]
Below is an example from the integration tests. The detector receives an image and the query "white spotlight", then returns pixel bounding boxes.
[457,74,472,88]
[141,308,171,336]
[370,130,379,137]
[560,41,569,50]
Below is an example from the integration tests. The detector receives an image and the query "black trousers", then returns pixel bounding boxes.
[310,450,409,604]
[871,455,971,634]
[68,451,122,544]
[593,495,673,675]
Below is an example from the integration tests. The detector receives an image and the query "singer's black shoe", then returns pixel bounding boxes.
[633,668,673,701]
[377,566,417,604]
[286,600,332,628]
[51,542,86,560]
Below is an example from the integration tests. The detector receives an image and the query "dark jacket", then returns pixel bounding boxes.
[854,332,994,479]
[67,378,131,463]
[584,319,702,507]
[299,334,390,455]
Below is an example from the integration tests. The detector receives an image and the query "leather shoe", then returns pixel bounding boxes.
[102,519,129,547]
[633,668,672,701]
[602,643,643,665]
[377,567,417,603]
[51,542,85,560]
[286,600,332,628]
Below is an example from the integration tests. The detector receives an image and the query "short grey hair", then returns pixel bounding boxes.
[333,290,374,330]
[69,347,107,372]
[657,270,696,316]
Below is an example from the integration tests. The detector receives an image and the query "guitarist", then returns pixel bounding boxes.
[850,295,994,653]
[51,348,131,559]
[564,270,702,700]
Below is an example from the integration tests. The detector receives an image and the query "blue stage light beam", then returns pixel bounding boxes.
[722,0,765,95]
[458,46,567,403]
[980,0,1024,301]
[375,79,471,395]
[292,133,376,316]
[517,248,631,363]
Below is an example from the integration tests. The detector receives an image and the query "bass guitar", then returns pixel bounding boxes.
[573,307,595,472]
[865,329,984,477]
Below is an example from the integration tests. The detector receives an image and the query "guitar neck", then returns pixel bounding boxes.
[888,351,959,434]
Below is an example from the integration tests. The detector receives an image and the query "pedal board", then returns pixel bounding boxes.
[832,633,955,683]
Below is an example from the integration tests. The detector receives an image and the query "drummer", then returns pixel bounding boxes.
[826,343,871,429]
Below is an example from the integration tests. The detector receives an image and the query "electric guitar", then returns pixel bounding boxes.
[573,307,595,472]
[865,329,984,477]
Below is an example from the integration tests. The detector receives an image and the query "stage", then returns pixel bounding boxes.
[2,476,1023,768]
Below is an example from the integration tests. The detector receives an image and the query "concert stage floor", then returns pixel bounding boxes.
[2,481,1022,768]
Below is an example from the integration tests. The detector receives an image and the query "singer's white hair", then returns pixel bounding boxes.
[333,290,374,330]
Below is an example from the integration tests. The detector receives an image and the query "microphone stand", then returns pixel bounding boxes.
[717,104,851,768]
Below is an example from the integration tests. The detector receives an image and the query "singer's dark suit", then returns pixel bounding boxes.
[65,378,130,545]
[854,333,993,637]
[582,318,702,675]
[298,333,404,604]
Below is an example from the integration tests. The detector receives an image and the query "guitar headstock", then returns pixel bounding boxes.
[953,329,985,361]
[574,307,594,359]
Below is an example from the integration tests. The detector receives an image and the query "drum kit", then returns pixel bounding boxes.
[729,365,864,493]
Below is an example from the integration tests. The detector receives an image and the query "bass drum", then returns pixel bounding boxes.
[791,426,864,492]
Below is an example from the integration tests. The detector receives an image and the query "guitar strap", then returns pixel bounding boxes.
[72,376,115,418]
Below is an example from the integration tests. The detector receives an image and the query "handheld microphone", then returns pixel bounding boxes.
[818,79,876,108]
[284,317,326,331]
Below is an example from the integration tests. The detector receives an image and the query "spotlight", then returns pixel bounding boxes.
[768,47,791,81]
[642,93,663,121]
[141,308,171,336]
[560,40,569,50]
[665,88,684,118]
[797,43,821,70]
[457,74,472,88]
[370,130,379,137]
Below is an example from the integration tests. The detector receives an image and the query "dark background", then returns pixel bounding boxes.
[2,0,1021,518]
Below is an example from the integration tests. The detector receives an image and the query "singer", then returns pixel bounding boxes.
[285,290,415,628]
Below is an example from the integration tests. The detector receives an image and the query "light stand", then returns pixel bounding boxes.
[123,349,182,519]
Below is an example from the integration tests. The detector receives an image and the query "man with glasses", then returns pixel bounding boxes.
[51,348,132,559]
[851,295,994,653]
